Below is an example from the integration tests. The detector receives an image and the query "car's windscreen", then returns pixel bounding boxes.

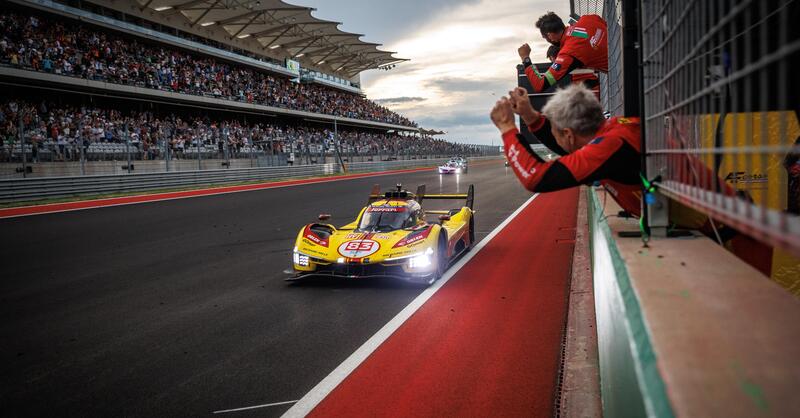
[358,208,411,232]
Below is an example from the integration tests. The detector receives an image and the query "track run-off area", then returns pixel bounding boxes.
[1,159,579,417]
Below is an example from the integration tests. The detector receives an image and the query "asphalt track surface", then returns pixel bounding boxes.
[1,160,542,417]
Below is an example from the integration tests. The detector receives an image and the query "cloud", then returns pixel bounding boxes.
[424,77,505,93]
[291,0,571,144]
[373,96,426,104]
[418,112,491,128]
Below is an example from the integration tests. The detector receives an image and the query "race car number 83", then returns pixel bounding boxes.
[338,239,380,257]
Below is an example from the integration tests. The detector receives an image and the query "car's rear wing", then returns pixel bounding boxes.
[368,184,474,210]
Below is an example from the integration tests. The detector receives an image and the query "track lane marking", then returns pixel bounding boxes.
[281,193,540,418]
[213,399,299,414]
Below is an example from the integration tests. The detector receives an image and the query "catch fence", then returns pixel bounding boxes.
[570,0,800,255]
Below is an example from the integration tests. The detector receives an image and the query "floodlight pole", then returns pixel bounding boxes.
[197,128,202,172]
[79,119,85,176]
[19,114,27,178]
[125,122,131,174]
[333,117,346,173]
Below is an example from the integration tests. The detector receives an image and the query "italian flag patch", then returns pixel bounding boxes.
[571,27,589,38]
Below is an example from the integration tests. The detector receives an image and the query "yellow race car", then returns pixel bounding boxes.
[288,184,475,285]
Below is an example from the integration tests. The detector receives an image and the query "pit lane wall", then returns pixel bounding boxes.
[586,187,672,418]
[586,186,800,417]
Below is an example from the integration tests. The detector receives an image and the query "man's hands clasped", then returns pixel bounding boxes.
[491,87,542,134]
[507,87,541,126]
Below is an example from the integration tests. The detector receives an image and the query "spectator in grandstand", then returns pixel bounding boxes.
[0,11,417,127]
[518,12,607,94]
[492,84,641,215]
[0,98,478,163]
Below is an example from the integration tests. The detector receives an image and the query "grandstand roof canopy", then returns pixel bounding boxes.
[136,0,407,77]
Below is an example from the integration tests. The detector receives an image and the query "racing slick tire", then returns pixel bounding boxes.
[412,233,447,287]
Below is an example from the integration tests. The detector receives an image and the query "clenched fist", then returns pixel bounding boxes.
[518,43,531,60]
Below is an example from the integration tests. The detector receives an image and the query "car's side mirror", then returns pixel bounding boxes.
[438,215,451,223]
[318,214,331,221]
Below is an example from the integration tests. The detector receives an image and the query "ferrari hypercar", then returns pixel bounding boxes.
[438,162,460,174]
[438,158,468,174]
[288,184,475,285]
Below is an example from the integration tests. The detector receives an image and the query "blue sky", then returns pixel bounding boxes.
[286,0,570,145]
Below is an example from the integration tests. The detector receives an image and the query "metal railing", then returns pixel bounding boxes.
[0,156,500,203]
[570,0,800,256]
[640,0,800,254]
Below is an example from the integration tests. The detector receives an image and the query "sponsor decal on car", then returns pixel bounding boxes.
[393,227,432,248]
[366,206,407,213]
[337,239,381,258]
[302,225,329,247]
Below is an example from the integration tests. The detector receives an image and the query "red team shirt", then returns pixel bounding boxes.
[503,115,642,216]
[525,14,608,93]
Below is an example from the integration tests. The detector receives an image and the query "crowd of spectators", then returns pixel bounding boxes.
[0,12,417,127]
[0,99,480,162]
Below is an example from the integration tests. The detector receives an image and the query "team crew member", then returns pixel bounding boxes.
[491,85,642,215]
[546,45,601,99]
[518,12,608,94]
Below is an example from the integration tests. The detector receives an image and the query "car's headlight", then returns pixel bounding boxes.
[408,247,434,269]
[293,250,310,266]
[409,253,431,269]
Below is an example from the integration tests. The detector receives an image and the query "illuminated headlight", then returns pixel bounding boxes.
[408,254,431,269]
[337,257,345,264]
[293,250,309,266]
[408,247,434,269]
[455,168,462,173]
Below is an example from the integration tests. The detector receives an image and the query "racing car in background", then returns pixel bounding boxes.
[438,157,468,174]
[288,184,475,285]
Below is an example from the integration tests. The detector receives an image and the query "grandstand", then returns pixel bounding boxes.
[0,0,491,177]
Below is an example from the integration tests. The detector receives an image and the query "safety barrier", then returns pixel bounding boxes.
[0,156,500,203]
